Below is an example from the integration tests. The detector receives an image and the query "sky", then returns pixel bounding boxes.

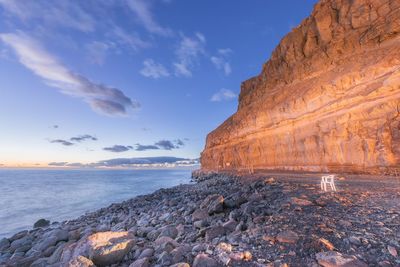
[0,0,318,167]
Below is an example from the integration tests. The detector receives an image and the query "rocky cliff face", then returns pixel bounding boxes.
[201,0,400,174]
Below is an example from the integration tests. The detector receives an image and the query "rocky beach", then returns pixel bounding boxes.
[0,172,399,267]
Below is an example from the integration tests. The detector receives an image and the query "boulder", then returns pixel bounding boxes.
[61,231,135,267]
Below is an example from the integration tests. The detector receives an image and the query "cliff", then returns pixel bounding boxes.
[201,0,400,174]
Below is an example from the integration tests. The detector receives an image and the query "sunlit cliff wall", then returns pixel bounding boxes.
[201,0,400,174]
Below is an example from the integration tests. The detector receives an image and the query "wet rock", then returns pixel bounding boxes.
[276,230,299,244]
[315,251,368,267]
[34,219,50,228]
[193,253,220,267]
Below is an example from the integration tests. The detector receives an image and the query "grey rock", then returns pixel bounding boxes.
[0,238,10,251]
[138,248,154,259]
[129,257,150,267]
[193,253,220,267]
[159,225,178,239]
[34,219,50,228]
[205,226,226,242]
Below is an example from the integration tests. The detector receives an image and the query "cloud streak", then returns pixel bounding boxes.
[103,139,185,153]
[103,145,133,153]
[211,48,232,76]
[70,134,97,142]
[211,88,237,102]
[0,32,139,116]
[50,139,74,146]
[140,59,170,79]
[173,33,206,77]
[126,0,172,36]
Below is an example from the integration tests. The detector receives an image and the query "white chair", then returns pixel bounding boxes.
[321,174,337,192]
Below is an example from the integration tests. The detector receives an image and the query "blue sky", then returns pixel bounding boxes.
[0,0,318,167]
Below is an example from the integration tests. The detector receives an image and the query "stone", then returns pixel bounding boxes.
[34,229,69,252]
[34,219,50,228]
[318,238,335,251]
[387,245,398,257]
[129,257,150,267]
[316,251,368,267]
[290,197,313,206]
[199,0,400,175]
[193,253,220,267]
[62,231,135,267]
[200,194,224,214]
[276,230,299,244]
[192,209,209,221]
[138,248,154,259]
[68,255,96,267]
[205,226,226,242]
[159,225,178,239]
[170,263,190,267]
[0,238,10,251]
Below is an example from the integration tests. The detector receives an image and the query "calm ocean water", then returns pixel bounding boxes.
[0,168,193,238]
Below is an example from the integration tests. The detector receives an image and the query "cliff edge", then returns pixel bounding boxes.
[201,0,400,174]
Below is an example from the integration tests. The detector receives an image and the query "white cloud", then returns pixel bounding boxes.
[0,32,139,116]
[211,48,232,76]
[140,59,170,79]
[126,0,172,36]
[173,33,206,77]
[211,88,237,102]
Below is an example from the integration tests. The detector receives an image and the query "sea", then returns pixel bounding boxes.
[0,168,193,238]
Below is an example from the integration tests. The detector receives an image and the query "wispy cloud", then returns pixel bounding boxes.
[0,0,95,32]
[0,32,139,116]
[103,145,133,153]
[110,25,150,51]
[70,134,97,142]
[50,139,74,146]
[211,88,237,102]
[85,41,110,65]
[135,144,159,151]
[211,48,232,75]
[140,59,170,79]
[103,139,185,152]
[48,162,68,166]
[126,0,172,36]
[49,134,97,146]
[173,33,206,77]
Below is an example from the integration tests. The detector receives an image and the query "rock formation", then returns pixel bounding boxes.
[201,0,400,174]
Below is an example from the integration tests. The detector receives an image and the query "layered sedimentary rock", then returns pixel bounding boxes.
[201,0,400,174]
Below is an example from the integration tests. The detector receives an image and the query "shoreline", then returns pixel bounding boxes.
[0,172,399,266]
